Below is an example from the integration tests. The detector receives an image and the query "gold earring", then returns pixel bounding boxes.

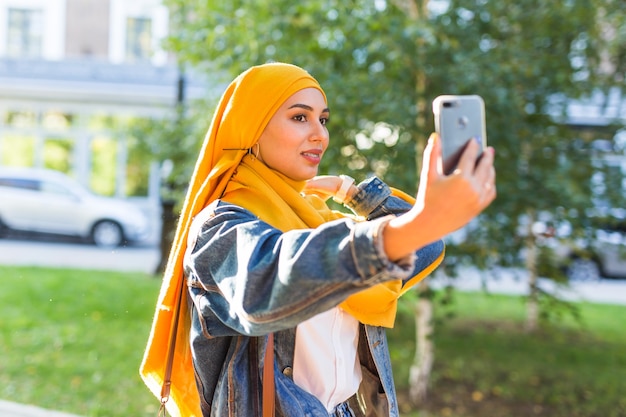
[251,143,260,160]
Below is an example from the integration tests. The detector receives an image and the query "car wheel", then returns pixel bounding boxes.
[566,257,601,282]
[92,220,124,248]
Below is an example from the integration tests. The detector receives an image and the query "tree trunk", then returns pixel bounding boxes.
[525,211,540,332]
[392,0,434,405]
[409,280,434,404]
[154,199,177,275]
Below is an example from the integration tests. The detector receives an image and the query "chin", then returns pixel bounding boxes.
[288,167,318,182]
[303,170,319,181]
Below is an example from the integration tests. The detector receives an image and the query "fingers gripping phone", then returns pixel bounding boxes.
[432,95,487,175]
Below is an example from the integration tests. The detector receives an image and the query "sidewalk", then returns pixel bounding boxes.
[0,400,83,417]
[429,266,626,305]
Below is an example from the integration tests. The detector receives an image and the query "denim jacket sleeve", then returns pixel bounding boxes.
[346,176,445,286]
[347,176,412,219]
[184,177,443,337]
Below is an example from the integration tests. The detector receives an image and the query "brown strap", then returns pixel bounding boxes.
[160,282,275,417]
[262,333,275,417]
[158,281,185,417]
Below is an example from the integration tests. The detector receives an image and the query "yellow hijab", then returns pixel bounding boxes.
[140,63,442,417]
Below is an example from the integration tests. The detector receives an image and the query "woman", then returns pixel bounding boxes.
[140,62,496,417]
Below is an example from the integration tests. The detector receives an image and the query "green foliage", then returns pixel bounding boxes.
[424,0,622,272]
[125,135,152,196]
[89,137,118,196]
[159,0,625,277]
[164,0,428,191]
[125,104,210,205]
[42,138,73,174]
[147,0,626,366]
[0,135,35,166]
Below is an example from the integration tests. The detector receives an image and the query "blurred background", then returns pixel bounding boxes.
[0,0,624,416]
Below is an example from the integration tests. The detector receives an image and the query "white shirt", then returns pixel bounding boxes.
[293,306,362,412]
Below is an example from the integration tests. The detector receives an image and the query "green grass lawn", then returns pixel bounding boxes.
[0,266,162,417]
[1,265,625,417]
[389,292,626,417]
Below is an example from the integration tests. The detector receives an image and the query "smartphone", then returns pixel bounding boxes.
[432,95,486,175]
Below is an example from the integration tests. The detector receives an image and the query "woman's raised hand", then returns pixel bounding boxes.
[304,133,496,262]
[304,175,357,202]
[384,133,496,261]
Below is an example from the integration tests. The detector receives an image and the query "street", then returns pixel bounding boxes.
[0,235,160,275]
[0,235,624,305]
[429,266,626,306]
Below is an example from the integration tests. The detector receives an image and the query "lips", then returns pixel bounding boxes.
[301,149,322,162]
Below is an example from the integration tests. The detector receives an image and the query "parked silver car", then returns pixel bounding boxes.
[559,226,626,281]
[532,217,626,281]
[0,167,150,247]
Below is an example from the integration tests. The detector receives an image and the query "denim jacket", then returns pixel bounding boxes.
[184,177,445,417]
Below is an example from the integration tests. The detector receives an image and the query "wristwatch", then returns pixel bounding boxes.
[332,175,355,204]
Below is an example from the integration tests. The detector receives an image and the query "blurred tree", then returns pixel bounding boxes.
[126,104,208,273]
[425,0,625,333]
[152,0,624,405]
[164,0,428,188]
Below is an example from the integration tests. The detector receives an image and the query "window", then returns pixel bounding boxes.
[6,8,43,58]
[6,110,38,127]
[43,138,74,174]
[0,178,39,191]
[40,180,75,198]
[125,17,152,62]
[109,0,168,65]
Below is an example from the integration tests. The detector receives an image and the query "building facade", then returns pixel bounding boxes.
[0,0,204,244]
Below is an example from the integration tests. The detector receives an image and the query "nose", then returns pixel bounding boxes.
[311,120,329,146]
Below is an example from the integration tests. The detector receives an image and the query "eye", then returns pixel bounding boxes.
[293,114,307,122]
[320,117,329,126]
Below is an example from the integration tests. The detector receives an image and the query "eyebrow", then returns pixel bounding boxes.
[288,103,330,113]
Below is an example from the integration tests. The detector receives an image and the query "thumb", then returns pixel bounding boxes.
[421,133,442,182]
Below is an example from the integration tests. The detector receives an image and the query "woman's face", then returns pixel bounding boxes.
[256,88,330,181]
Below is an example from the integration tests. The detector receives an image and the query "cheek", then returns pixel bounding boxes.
[257,126,292,163]
[257,125,280,152]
